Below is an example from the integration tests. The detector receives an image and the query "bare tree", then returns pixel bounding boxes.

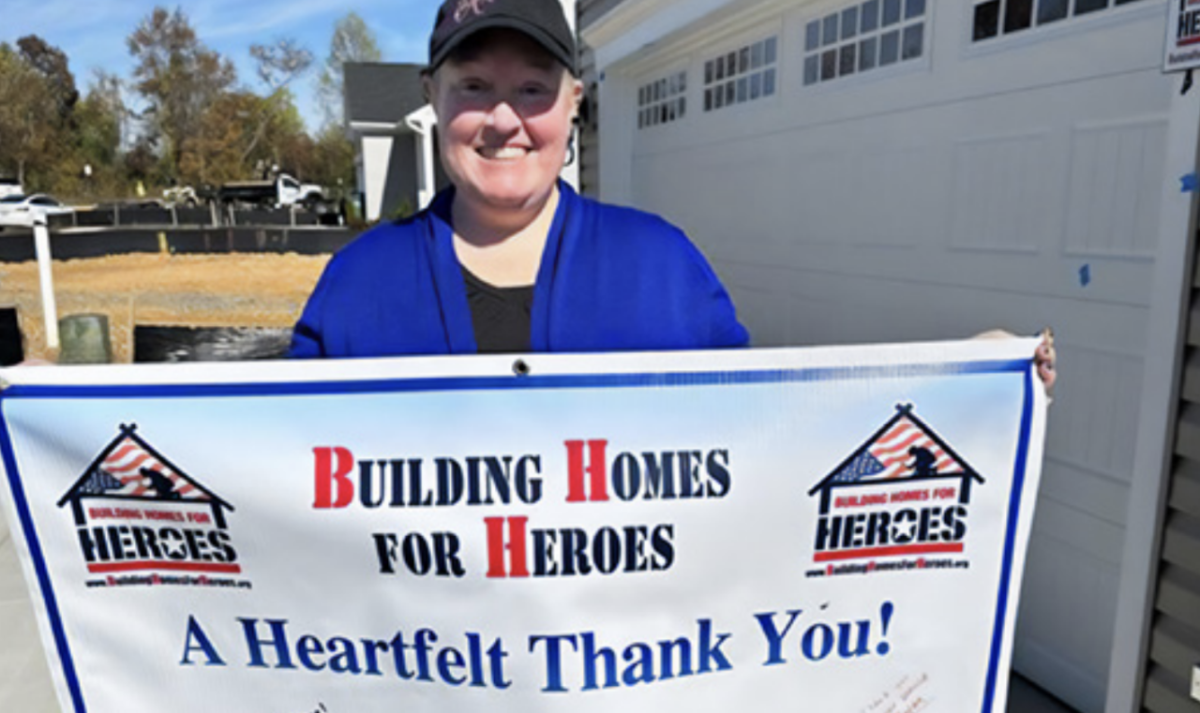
[89,70,129,151]
[242,39,313,167]
[251,39,313,90]
[316,12,382,127]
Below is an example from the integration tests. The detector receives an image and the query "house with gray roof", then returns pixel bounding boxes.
[344,62,447,221]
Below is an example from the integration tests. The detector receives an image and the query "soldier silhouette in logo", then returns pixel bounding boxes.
[140,467,180,500]
[908,446,938,478]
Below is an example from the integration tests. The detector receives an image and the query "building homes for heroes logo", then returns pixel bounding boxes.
[807,405,983,577]
[58,424,241,580]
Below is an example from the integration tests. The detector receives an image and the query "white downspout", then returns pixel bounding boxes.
[560,0,579,190]
[33,217,59,352]
[404,105,438,210]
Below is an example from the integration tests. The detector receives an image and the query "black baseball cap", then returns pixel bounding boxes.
[428,0,578,76]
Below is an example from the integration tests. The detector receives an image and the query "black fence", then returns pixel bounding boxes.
[69,203,333,229]
[0,226,357,262]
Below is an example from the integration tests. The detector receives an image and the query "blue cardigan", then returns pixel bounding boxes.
[289,182,749,357]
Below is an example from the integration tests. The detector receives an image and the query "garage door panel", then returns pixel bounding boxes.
[1014,536,1117,713]
[1030,496,1125,566]
[1065,118,1169,258]
[951,132,1053,253]
[1038,457,1130,527]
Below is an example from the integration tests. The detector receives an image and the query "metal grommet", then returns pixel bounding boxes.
[512,359,531,377]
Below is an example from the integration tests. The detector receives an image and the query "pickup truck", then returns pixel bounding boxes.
[212,173,325,209]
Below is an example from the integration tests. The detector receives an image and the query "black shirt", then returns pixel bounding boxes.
[461,267,535,353]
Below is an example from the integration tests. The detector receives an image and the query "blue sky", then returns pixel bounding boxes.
[0,0,438,133]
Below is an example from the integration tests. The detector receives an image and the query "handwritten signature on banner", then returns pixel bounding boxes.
[862,672,932,713]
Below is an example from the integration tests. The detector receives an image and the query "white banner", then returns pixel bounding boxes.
[1165,0,1200,72]
[0,339,1046,713]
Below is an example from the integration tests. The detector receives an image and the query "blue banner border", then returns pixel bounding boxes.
[0,357,1036,713]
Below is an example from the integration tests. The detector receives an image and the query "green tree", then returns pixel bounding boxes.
[316,12,381,127]
[258,92,310,172]
[73,71,127,198]
[16,35,79,124]
[124,138,159,184]
[0,43,58,186]
[178,86,317,187]
[76,73,124,166]
[309,124,356,193]
[127,7,236,181]
[179,92,258,185]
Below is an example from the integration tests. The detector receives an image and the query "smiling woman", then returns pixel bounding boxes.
[429,29,581,288]
[432,33,577,224]
[288,0,750,357]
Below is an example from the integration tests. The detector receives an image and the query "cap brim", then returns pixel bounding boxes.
[429,16,576,75]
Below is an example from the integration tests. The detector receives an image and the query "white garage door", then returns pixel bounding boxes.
[608,1,1176,710]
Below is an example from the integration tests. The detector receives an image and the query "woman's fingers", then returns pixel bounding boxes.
[1037,357,1056,393]
[1035,328,1056,397]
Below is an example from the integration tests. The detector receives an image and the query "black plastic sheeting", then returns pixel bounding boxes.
[118,207,174,225]
[77,207,208,227]
[134,326,293,362]
[176,207,215,225]
[0,227,357,262]
[68,206,329,229]
[0,309,23,366]
[47,213,75,229]
[75,210,115,228]
[231,208,321,226]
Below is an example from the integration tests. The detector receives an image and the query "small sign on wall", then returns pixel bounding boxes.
[1165,0,1200,72]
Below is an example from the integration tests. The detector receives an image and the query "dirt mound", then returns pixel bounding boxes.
[0,253,330,363]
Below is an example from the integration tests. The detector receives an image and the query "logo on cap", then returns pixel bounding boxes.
[454,0,497,23]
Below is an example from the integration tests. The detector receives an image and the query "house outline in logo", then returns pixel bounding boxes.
[58,424,234,527]
[56,424,241,576]
[807,404,985,564]
[808,404,984,513]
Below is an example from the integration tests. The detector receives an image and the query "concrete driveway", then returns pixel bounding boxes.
[0,503,56,711]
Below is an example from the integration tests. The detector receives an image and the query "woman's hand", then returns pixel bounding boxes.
[975,328,1056,398]
[1035,328,1056,396]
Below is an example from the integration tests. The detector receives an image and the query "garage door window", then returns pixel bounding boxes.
[703,36,778,112]
[804,0,928,86]
[972,0,1146,42]
[638,71,687,129]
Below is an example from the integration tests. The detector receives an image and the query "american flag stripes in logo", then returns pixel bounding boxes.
[866,418,957,480]
[98,437,199,499]
[830,415,965,483]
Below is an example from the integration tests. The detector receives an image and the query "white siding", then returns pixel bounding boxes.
[360,135,395,222]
